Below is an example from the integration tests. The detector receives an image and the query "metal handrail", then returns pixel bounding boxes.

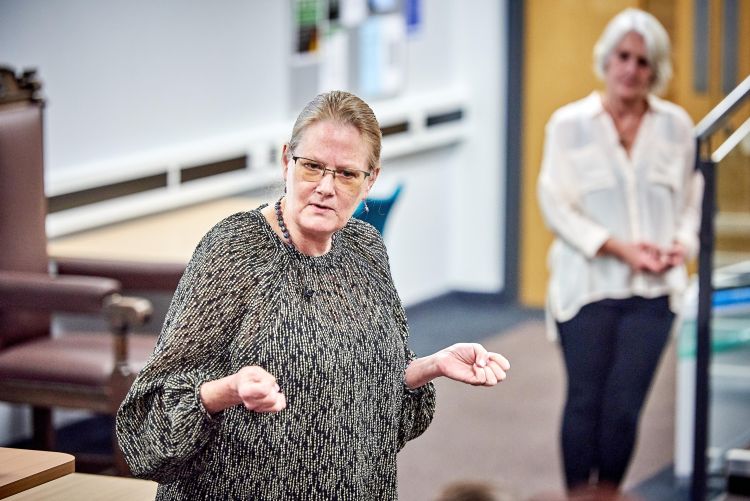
[692,74,750,501]
[695,74,750,141]
[712,116,750,163]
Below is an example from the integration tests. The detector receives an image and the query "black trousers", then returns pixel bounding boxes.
[557,296,674,489]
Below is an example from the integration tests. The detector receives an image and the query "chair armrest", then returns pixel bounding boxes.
[0,270,153,330]
[105,294,153,334]
[53,256,185,292]
[0,270,120,313]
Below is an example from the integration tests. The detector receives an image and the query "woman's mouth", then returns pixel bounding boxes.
[309,203,334,212]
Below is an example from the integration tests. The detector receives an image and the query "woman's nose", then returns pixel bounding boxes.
[315,170,336,193]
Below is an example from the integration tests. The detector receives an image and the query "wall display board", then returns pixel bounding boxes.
[290,0,416,110]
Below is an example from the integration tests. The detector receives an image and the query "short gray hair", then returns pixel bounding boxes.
[593,8,672,95]
[287,90,382,172]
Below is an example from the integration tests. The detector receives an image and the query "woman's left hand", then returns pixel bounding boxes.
[662,241,686,268]
[434,343,510,387]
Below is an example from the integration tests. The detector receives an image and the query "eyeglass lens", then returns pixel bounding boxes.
[293,156,369,192]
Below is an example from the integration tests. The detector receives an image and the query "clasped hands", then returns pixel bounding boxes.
[626,240,685,273]
[600,238,686,274]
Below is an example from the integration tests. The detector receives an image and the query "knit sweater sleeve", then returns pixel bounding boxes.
[348,221,437,448]
[116,214,253,483]
[396,301,437,450]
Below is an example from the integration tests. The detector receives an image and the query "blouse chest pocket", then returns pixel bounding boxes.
[647,144,682,191]
[568,146,617,194]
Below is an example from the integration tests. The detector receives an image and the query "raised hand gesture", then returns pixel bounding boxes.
[434,343,511,386]
[405,342,510,390]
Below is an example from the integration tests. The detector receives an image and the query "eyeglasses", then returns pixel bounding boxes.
[292,155,371,193]
[615,50,650,69]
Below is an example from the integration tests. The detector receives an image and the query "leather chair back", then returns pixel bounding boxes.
[0,98,51,348]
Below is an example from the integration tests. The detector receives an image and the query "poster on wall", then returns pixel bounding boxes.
[369,0,399,14]
[291,0,410,107]
[340,0,368,27]
[403,0,421,36]
[294,0,321,55]
[319,28,349,92]
[358,12,406,98]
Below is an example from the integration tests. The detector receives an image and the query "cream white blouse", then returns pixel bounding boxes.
[538,92,703,336]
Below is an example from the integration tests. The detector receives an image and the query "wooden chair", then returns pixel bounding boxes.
[0,66,184,474]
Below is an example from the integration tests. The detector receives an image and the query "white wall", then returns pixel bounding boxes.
[0,0,507,443]
[0,1,289,178]
[381,0,506,301]
[448,1,505,293]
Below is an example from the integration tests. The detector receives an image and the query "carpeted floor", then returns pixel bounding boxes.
[397,317,681,501]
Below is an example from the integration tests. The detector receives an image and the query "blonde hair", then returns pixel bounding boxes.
[593,8,673,95]
[287,90,382,172]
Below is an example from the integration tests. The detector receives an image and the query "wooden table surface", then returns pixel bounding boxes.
[48,196,268,264]
[4,473,157,501]
[0,447,75,499]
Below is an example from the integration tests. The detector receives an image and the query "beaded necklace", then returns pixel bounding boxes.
[274,197,294,249]
[274,197,318,299]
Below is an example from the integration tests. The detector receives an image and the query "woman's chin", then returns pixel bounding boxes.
[613,86,648,102]
[299,215,344,237]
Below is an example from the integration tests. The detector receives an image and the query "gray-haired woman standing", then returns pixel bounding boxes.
[538,8,703,494]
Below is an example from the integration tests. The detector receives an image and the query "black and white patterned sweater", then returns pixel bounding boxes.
[116,207,436,500]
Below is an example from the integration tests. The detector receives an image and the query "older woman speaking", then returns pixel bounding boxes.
[117,90,510,500]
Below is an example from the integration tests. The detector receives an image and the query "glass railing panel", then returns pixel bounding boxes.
[715,107,750,268]
[677,109,750,496]
[709,116,750,492]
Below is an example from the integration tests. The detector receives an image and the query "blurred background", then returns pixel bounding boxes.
[1,0,749,499]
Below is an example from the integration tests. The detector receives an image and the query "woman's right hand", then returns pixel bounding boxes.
[627,241,668,273]
[598,238,667,274]
[232,366,287,413]
[200,366,286,415]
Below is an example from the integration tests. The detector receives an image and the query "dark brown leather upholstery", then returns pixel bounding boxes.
[0,100,50,348]
[0,271,120,312]
[0,67,183,474]
[55,256,185,292]
[0,333,156,387]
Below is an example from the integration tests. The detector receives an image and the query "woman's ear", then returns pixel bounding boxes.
[363,166,380,198]
[281,144,291,180]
